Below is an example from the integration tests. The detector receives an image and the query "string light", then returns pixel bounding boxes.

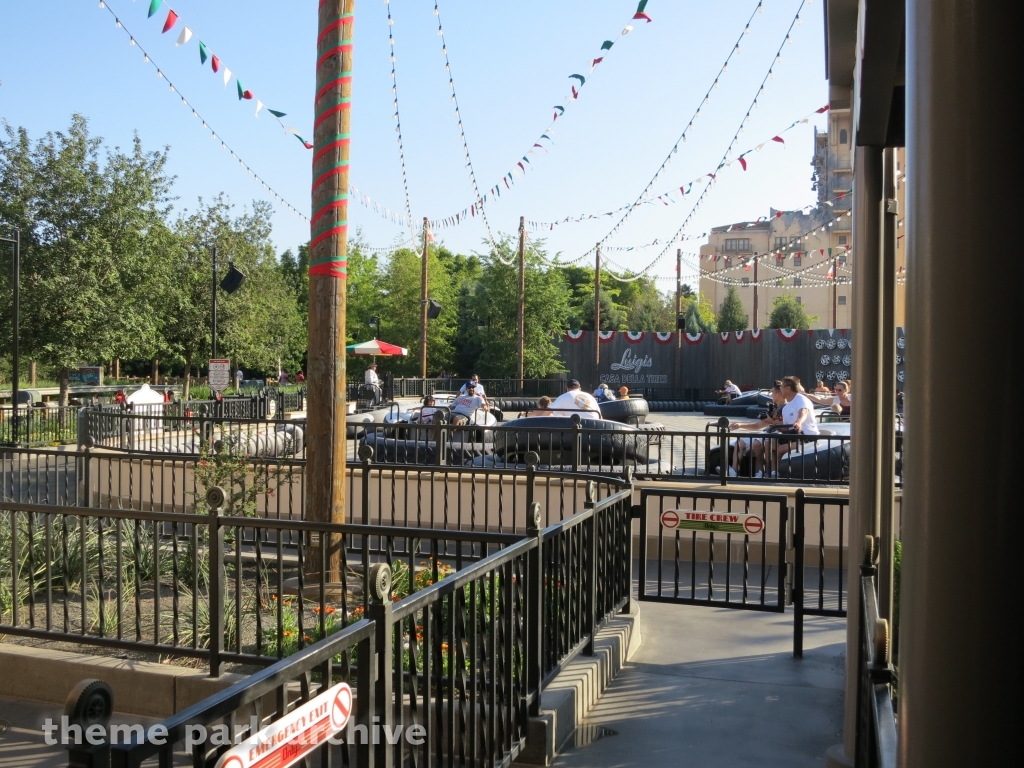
[95,5,308,222]
[384,0,415,241]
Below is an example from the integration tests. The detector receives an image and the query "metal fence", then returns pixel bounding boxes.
[793,490,849,658]
[855,537,898,768]
[378,377,566,401]
[2,406,79,447]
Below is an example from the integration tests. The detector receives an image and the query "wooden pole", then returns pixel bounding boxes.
[675,248,682,347]
[594,245,601,367]
[420,217,429,379]
[517,217,526,390]
[306,0,353,574]
[753,252,759,328]
[832,249,838,328]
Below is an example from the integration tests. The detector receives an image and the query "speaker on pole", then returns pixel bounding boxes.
[220,263,246,294]
[426,299,442,319]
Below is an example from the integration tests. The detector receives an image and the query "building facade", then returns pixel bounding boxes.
[698,108,905,329]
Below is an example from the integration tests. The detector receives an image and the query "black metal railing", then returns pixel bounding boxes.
[46,485,633,768]
[793,490,849,658]
[2,406,79,447]
[372,377,565,401]
[854,535,898,768]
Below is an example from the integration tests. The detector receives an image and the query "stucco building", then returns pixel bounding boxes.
[698,109,905,329]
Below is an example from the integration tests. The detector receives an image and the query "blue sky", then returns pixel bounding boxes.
[0,0,827,288]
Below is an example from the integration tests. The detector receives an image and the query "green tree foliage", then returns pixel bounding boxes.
[681,294,717,334]
[0,115,170,403]
[465,238,568,377]
[716,286,748,331]
[766,293,818,330]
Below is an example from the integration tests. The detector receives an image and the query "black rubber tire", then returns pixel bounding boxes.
[64,679,114,729]
[598,398,649,425]
[493,416,650,464]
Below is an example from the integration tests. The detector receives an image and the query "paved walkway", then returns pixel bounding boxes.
[553,602,846,768]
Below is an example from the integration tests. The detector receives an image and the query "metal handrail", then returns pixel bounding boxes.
[856,540,898,768]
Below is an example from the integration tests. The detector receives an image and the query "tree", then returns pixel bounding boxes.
[0,115,171,405]
[717,286,748,331]
[767,293,818,330]
[466,237,569,378]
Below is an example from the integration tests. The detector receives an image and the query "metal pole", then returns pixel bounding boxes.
[753,252,759,327]
[211,245,218,359]
[2,231,20,445]
[878,149,898,624]
[305,0,353,568]
[594,244,601,367]
[517,216,526,390]
[832,249,838,328]
[420,216,429,380]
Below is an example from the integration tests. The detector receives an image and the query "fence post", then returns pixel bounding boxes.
[525,451,539,516]
[433,414,446,466]
[584,496,597,657]
[854,535,878,765]
[356,623,376,768]
[526,502,544,717]
[571,414,582,472]
[717,416,729,487]
[359,444,373,525]
[366,563,394,768]
[793,491,805,659]
[205,486,227,677]
[80,440,93,508]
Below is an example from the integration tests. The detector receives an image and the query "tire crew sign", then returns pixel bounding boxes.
[660,509,764,536]
[209,359,232,393]
[216,683,352,768]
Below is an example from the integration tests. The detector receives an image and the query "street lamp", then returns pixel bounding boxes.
[1,230,19,445]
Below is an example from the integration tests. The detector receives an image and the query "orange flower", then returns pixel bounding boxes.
[324,606,337,614]
[303,635,313,642]
[391,595,401,602]
[271,595,278,601]
[441,642,449,652]
[283,630,293,637]
[313,606,321,614]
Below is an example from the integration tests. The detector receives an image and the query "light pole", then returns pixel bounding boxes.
[1,230,19,446]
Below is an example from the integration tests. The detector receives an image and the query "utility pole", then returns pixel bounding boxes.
[832,247,838,328]
[420,216,429,379]
[517,216,526,391]
[594,244,601,367]
[753,252,759,328]
[305,0,353,568]
[211,245,218,359]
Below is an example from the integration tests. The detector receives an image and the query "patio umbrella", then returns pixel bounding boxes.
[346,339,409,356]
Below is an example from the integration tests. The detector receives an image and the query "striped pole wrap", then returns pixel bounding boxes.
[310,0,353,278]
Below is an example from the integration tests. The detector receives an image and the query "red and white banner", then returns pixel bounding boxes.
[216,683,352,768]
[734,331,745,343]
[750,329,763,342]
[625,331,645,343]
[566,330,586,343]
[653,332,674,344]
[776,328,799,341]
[599,331,616,343]
[683,333,703,345]
[719,332,730,344]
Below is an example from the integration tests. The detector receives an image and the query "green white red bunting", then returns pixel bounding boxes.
[137,0,307,148]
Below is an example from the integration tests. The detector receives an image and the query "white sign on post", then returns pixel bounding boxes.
[660,509,765,536]
[209,359,232,393]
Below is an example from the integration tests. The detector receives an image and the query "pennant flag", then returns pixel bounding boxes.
[601,40,614,50]
[633,12,653,22]
[771,135,785,145]
[175,26,192,46]
[744,263,751,271]
[211,54,220,73]
[293,134,313,150]
[237,79,245,100]
[162,9,179,34]
[707,173,716,180]
[569,74,586,85]
[590,57,604,69]
[222,67,231,87]
[148,0,163,18]
[622,24,634,34]
[199,41,208,65]
[571,86,579,99]
[775,211,784,217]
[636,0,649,11]
[255,100,264,117]
[815,104,830,113]
[738,156,747,171]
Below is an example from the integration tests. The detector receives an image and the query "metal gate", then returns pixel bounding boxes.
[637,488,790,612]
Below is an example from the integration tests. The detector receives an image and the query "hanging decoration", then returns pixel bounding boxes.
[383,0,416,241]
[426,1,657,233]
[96,1,309,222]
[123,0,307,148]
[589,0,810,278]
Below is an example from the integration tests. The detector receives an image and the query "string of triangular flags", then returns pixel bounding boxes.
[136,0,312,149]
[426,1,655,233]
[349,184,412,229]
[96,0,309,222]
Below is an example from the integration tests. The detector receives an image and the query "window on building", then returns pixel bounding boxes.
[838,295,847,305]
[794,255,802,267]
[724,256,732,268]
[742,278,750,285]
[838,235,848,245]
[839,128,848,145]
[724,238,751,252]
[774,236,788,250]
[794,277,802,287]
[838,254,847,265]
[796,296,802,304]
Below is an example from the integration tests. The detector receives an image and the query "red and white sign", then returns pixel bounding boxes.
[216,683,352,768]
[209,359,232,392]
[743,516,764,535]
[660,510,680,529]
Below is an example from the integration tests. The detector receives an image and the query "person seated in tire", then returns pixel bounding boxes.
[550,379,601,421]
[807,379,851,415]
[617,386,630,400]
[716,379,743,404]
[419,395,439,424]
[451,383,488,425]
[459,374,487,401]
[767,375,821,475]
[593,382,616,402]
[727,382,784,477]
[522,395,553,418]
